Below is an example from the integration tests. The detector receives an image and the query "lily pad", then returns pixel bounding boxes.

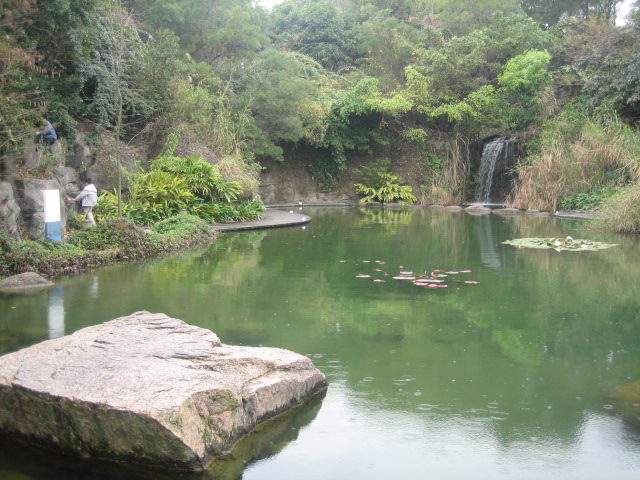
[502,237,618,251]
[341,260,479,291]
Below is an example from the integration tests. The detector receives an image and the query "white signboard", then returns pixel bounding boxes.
[43,189,61,222]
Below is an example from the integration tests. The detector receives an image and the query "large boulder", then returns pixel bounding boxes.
[0,181,21,239]
[0,272,53,291]
[13,178,64,239]
[0,312,327,471]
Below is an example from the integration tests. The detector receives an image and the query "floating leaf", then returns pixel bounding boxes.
[342,261,476,292]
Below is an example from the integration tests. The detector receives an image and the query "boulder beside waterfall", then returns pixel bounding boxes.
[0,312,328,471]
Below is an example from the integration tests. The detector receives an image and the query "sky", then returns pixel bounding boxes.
[255,0,636,23]
[255,0,283,10]
[618,0,636,25]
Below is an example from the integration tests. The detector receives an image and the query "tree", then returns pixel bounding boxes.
[553,16,640,120]
[21,0,110,140]
[128,0,269,66]
[0,1,38,154]
[310,76,412,190]
[404,12,551,121]
[432,0,522,36]
[233,49,325,161]
[270,0,357,71]
[356,12,442,90]
[518,0,623,25]
[497,50,553,129]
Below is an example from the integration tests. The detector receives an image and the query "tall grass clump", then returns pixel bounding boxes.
[509,111,640,212]
[418,136,469,205]
[592,184,640,233]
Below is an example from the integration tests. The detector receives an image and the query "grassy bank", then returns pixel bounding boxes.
[0,215,217,280]
[509,113,640,232]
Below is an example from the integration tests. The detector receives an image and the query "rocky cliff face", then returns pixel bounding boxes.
[0,132,137,240]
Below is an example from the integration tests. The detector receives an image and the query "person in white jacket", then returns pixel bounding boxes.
[67,178,98,226]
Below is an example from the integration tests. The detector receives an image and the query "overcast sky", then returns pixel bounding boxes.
[255,0,636,24]
[255,0,282,10]
[618,0,635,25]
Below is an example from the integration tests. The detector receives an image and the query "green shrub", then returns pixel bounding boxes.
[557,188,614,211]
[95,134,257,225]
[67,219,156,259]
[153,152,243,203]
[233,198,266,221]
[0,225,114,278]
[355,174,417,205]
[150,214,215,251]
[354,159,417,205]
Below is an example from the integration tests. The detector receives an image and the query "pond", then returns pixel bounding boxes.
[1,206,640,480]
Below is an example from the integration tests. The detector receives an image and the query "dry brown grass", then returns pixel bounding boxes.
[216,155,262,199]
[418,134,470,205]
[593,184,640,233]
[509,116,640,212]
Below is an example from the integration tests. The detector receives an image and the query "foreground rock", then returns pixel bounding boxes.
[0,312,327,471]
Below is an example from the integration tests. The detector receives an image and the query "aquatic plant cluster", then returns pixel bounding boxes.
[501,236,618,251]
[341,260,480,289]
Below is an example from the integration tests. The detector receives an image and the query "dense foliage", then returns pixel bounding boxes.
[2,0,640,230]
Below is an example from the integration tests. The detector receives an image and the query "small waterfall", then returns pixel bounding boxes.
[475,137,517,204]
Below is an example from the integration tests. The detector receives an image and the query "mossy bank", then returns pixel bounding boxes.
[0,215,217,280]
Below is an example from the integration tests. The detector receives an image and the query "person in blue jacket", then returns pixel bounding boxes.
[35,117,57,153]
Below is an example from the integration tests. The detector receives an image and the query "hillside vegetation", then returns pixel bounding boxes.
[2,0,640,230]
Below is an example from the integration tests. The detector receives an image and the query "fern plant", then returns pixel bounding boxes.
[354,160,417,205]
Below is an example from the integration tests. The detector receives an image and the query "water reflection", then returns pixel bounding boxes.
[474,214,502,269]
[47,286,65,339]
[1,207,640,479]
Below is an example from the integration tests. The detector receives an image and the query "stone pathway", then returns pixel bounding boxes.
[211,208,311,232]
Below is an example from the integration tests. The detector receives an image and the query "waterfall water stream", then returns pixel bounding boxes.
[475,137,516,204]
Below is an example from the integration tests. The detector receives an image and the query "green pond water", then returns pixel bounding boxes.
[1,206,640,480]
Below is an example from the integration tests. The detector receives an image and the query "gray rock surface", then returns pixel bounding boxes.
[0,272,53,290]
[0,181,21,239]
[0,311,327,471]
[464,205,491,215]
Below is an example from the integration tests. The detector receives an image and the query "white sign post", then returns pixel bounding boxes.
[43,189,62,241]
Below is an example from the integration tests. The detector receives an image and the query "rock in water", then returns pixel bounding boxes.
[606,380,640,424]
[0,312,327,470]
[0,272,53,290]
